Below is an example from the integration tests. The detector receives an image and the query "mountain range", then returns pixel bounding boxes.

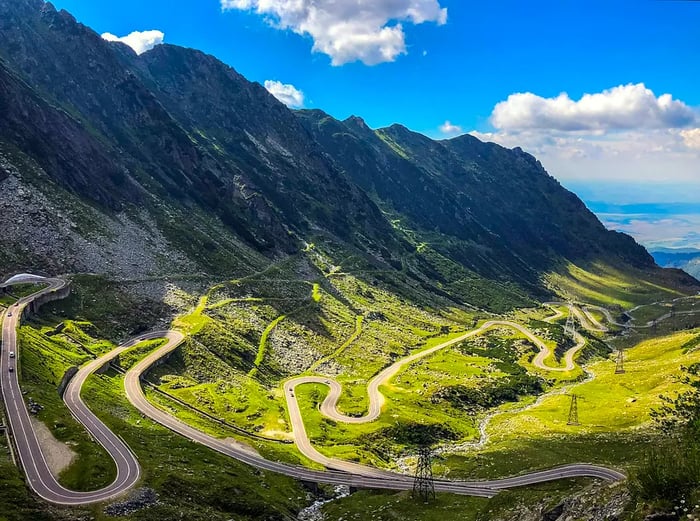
[652,248,700,279]
[0,0,697,310]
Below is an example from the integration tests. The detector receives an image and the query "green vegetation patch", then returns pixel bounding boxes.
[0,403,54,521]
[80,370,310,520]
[323,480,592,521]
[249,314,287,377]
[290,329,552,468]
[17,324,117,491]
[488,330,700,440]
[118,338,167,370]
[435,374,544,412]
[1,282,48,303]
[548,262,689,309]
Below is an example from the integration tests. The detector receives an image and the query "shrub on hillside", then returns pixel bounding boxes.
[634,360,700,503]
[631,442,700,502]
[433,374,544,411]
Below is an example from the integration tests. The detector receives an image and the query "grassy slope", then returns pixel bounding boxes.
[320,330,699,519]
[291,327,573,469]
[36,274,173,340]
[154,253,478,446]
[547,262,692,308]
[127,252,699,478]
[2,251,697,520]
[627,296,700,324]
[489,330,700,439]
[1,292,310,520]
[0,426,54,521]
[0,283,49,305]
[80,371,308,521]
[323,479,606,521]
[17,324,118,491]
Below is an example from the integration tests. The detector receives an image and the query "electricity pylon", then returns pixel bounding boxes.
[615,348,626,374]
[567,394,581,426]
[412,446,436,502]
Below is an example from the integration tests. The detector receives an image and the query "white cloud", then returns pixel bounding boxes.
[102,30,165,55]
[439,120,462,135]
[468,84,700,189]
[221,0,447,65]
[491,83,697,132]
[264,80,305,108]
[681,128,700,150]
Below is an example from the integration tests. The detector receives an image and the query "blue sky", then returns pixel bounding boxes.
[52,0,700,247]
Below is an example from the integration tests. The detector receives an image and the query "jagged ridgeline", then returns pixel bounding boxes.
[0,0,697,311]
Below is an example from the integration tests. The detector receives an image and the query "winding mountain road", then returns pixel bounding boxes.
[2,276,630,505]
[122,332,499,495]
[549,297,699,331]
[1,278,140,505]
[124,330,625,495]
[281,316,590,475]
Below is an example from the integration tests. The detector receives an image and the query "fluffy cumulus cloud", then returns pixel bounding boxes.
[221,0,447,65]
[439,120,463,135]
[470,84,700,188]
[101,30,165,55]
[264,80,305,108]
[491,83,697,131]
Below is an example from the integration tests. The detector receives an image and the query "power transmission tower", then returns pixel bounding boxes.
[412,446,436,502]
[567,394,581,426]
[615,348,626,374]
[564,304,577,338]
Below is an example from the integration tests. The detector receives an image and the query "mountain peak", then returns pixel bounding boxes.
[1,0,694,298]
[386,122,410,133]
[344,115,370,130]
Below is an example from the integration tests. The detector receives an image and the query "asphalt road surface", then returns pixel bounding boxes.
[124,325,625,496]
[1,276,628,505]
[1,278,140,505]
[283,317,590,472]
[549,298,700,330]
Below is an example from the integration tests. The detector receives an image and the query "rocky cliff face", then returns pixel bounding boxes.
[499,481,630,521]
[0,0,697,308]
[0,0,398,257]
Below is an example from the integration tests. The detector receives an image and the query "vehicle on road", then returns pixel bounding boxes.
[9,366,14,373]
[7,312,12,317]
[9,351,15,358]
